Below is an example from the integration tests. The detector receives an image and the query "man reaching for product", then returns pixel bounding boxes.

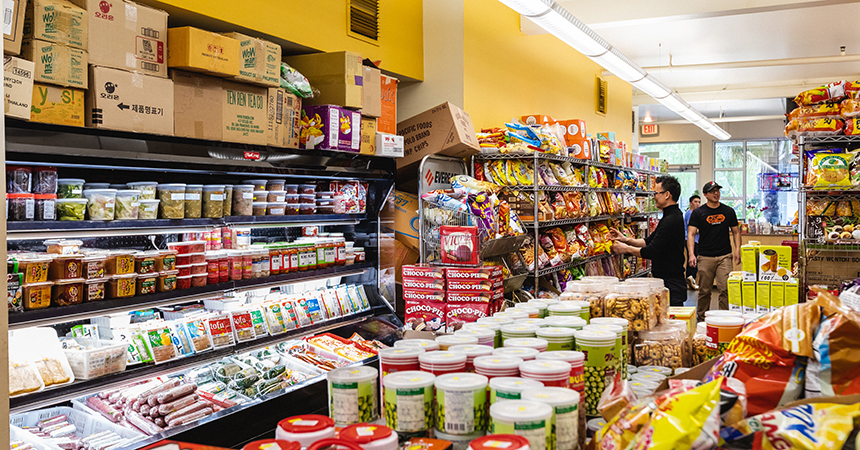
[609,175,687,306]
[687,181,741,322]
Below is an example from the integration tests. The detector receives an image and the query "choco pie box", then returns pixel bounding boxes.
[405,299,446,333]
[403,264,447,333]
[446,302,490,332]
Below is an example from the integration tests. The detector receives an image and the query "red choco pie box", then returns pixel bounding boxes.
[405,300,446,332]
[446,302,490,332]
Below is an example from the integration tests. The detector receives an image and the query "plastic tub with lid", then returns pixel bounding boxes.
[157,183,186,219]
[454,328,496,347]
[534,316,584,331]
[276,415,335,449]
[127,181,157,200]
[243,179,268,191]
[393,339,439,352]
[574,329,617,416]
[82,254,107,280]
[418,351,466,376]
[520,387,581,450]
[83,182,110,190]
[586,417,607,438]
[49,254,84,280]
[252,190,269,202]
[267,202,287,216]
[55,198,88,220]
[473,355,523,379]
[14,254,52,283]
[705,315,744,358]
[489,377,544,404]
[138,199,159,219]
[243,440,300,450]
[232,185,255,216]
[514,318,547,328]
[547,303,582,318]
[519,360,571,388]
[183,185,202,218]
[82,189,117,220]
[585,322,627,378]
[535,351,585,396]
[489,400,552,450]
[493,347,539,361]
[637,365,673,377]
[268,191,287,203]
[298,184,316,195]
[266,180,286,192]
[435,373,489,435]
[326,366,379,426]
[7,193,35,221]
[57,178,85,199]
[503,337,548,352]
[22,281,53,310]
[379,347,424,378]
[494,310,529,321]
[536,327,576,351]
[114,189,141,220]
[435,430,486,450]
[469,435,530,450]
[436,335,479,351]
[382,370,435,433]
[104,250,136,275]
[28,166,53,193]
[253,201,267,216]
[34,194,56,221]
[525,300,550,318]
[511,306,540,319]
[339,424,399,450]
[202,185,226,218]
[447,344,494,372]
[84,277,107,302]
[605,283,656,331]
[500,324,539,345]
[631,372,666,385]
[106,274,137,299]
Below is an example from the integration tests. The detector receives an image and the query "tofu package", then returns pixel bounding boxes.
[86,66,174,134]
[4,56,35,120]
[299,104,360,152]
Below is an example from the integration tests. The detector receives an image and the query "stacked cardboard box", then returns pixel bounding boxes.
[730,242,798,317]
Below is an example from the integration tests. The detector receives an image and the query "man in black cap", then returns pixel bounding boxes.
[609,175,687,306]
[687,181,741,321]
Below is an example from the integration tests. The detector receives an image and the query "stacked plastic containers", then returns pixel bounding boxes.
[536,327,577,351]
[500,324,538,345]
[521,387,582,450]
[379,347,424,379]
[435,335,478,351]
[393,339,440,352]
[418,351,467,376]
[503,338,549,352]
[536,350,587,446]
[493,347,539,361]
[448,344,494,372]
[586,322,627,379]
[489,377,544,404]
[381,371,435,436]
[489,401,553,450]
[519,360,572,388]
[473,355,523,379]
[276,415,336,449]
[434,373,488,443]
[454,328,496,347]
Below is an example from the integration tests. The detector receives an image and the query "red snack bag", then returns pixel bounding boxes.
[440,225,479,266]
[845,118,860,135]
[547,227,570,263]
[794,81,848,106]
[446,301,490,332]
[842,98,860,118]
[405,300,446,332]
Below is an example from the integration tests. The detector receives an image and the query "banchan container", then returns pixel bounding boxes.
[519,360,571,388]
[535,351,586,448]
[379,347,424,379]
[474,355,524,379]
[542,316,587,331]
[435,429,486,450]
[521,387,580,450]
[500,324,539,345]
[419,351,467,376]
[434,373,489,435]
[277,415,336,449]
[469,435,531,450]
[394,339,440,352]
[489,377,544,404]
[573,329,617,416]
[526,300,550,318]
[535,327,576,351]
[448,344,494,372]
[493,347,539,361]
[494,310,529,321]
[327,366,379,426]
[511,305,540,319]
[590,317,630,378]
[503,338,548,352]
[455,328,496,347]
[489,400,553,450]
[340,423,399,450]
[584,324,625,379]
[514,318,547,328]
[436,335,479,351]
[382,371,435,433]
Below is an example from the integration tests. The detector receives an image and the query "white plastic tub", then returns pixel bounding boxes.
[11,406,143,450]
[60,337,128,379]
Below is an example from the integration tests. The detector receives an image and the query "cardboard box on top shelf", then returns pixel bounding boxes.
[30,82,83,126]
[362,65,381,117]
[359,116,376,155]
[222,32,280,87]
[394,190,419,252]
[266,87,301,148]
[4,56,35,120]
[86,66,173,134]
[168,27,240,78]
[24,0,87,49]
[396,101,479,172]
[70,0,167,77]
[283,51,363,109]
[376,132,404,158]
[171,69,222,141]
[299,104,360,152]
[222,80,266,145]
[22,39,87,89]
[378,74,398,134]
[556,118,585,143]
[5,0,27,55]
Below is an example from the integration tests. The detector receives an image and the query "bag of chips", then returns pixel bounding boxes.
[550,163,574,185]
[575,223,594,256]
[842,98,860,118]
[562,191,582,218]
[788,103,842,121]
[598,372,637,421]
[537,162,559,185]
[510,160,535,186]
[794,81,849,106]
[799,118,844,137]
[721,402,860,450]
[547,227,570,263]
[805,287,860,398]
[845,118,860,136]
[506,123,541,147]
[552,195,567,220]
[521,235,549,272]
[451,175,501,196]
[586,191,601,216]
[539,234,563,267]
[812,152,853,188]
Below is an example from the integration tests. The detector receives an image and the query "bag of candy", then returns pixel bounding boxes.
[794,81,849,106]
[538,162,560,185]
[567,163,585,186]
[721,402,860,450]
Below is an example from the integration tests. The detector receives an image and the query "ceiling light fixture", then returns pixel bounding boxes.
[498,0,731,140]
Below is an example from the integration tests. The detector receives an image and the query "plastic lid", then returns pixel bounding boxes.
[520,386,580,406]
[185,184,203,190]
[536,327,577,339]
[565,280,610,293]
[535,350,585,364]
[454,328,496,341]
[473,355,524,370]
[629,380,660,390]
[56,198,88,203]
[470,435,531,450]
[177,275,192,279]
[543,316,587,328]
[705,316,745,327]
[581,276,620,283]
[379,347,424,360]
[462,322,502,332]
[435,429,486,441]
[158,183,186,188]
[243,179,269,184]
[140,199,160,204]
[340,424,393,444]
[500,324,539,335]
[159,270,179,276]
[514,318,546,327]
[638,365,673,375]
[419,351,467,366]
[51,254,84,261]
[489,400,552,422]
[58,178,85,184]
[242,440,301,450]
[511,306,539,315]
[383,370,435,389]
[7,193,34,199]
[611,283,646,294]
[393,339,440,351]
[203,185,226,190]
[127,181,158,186]
[192,273,207,278]
[278,414,334,434]
[81,254,107,262]
[435,372,488,390]
[587,418,607,433]
[589,317,629,328]
[495,311,529,320]
[493,347,539,360]
[448,345,494,358]
[116,189,141,196]
[696,322,707,335]
[705,310,743,318]
[519,360,572,376]
[489,377,544,394]
[477,317,513,326]
[631,373,667,382]
[326,365,377,383]
[436,335,479,347]
[573,329,616,344]
[112,273,138,279]
[23,281,54,287]
[584,324,623,338]
[504,338,548,350]
[548,303,581,314]
[34,194,57,200]
[233,184,255,190]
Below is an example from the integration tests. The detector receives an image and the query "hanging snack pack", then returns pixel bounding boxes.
[440,226,479,266]
[806,288,860,398]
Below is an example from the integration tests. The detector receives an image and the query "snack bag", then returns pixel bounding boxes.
[468,192,498,237]
[721,402,860,450]
[497,200,511,238]
[506,122,542,147]
[451,175,502,195]
[598,140,613,163]
[483,161,498,184]
[509,209,525,235]
[440,225,479,266]
[812,152,852,188]
[562,191,581,217]
[552,195,568,219]
[798,118,844,137]
[422,192,469,213]
[842,98,860,118]
[794,81,848,106]
[510,160,535,186]
[598,372,637,421]
[575,223,595,256]
[539,234,563,267]
[845,118,860,136]
[567,163,584,186]
[586,191,601,217]
[521,235,549,271]
[548,227,571,263]
[537,162,560,185]
[474,161,486,181]
[537,125,564,154]
[789,103,842,120]
[551,162,573,185]
[805,288,860,398]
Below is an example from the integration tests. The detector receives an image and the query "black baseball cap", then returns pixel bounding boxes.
[703,181,722,193]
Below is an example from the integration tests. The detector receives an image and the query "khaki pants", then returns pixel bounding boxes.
[696,253,733,322]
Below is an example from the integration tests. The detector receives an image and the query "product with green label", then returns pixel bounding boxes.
[574,329,617,416]
[434,372,489,435]
[490,400,553,450]
[536,327,577,351]
[489,377,544,404]
[521,387,580,450]
[584,323,624,380]
[383,370,435,432]
[327,366,379,426]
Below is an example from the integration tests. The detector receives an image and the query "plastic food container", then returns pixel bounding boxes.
[134,250,159,275]
[82,254,107,280]
[326,366,379,426]
[190,262,207,275]
[489,377,544,403]
[114,190,141,220]
[177,275,192,290]
[454,328,496,347]
[253,202,267,216]
[34,194,56,221]
[45,239,82,255]
[447,344,494,372]
[202,185,226,218]
[127,181,157,200]
[156,250,178,271]
[176,253,192,266]
[191,273,207,287]
[57,178,85,199]
[705,316,744,358]
[107,274,137,298]
[584,324,626,379]
[252,190,268,202]
[340,424,399,450]
[562,280,612,321]
[35,170,60,197]
[83,189,117,220]
[84,277,107,302]
[157,183,186,219]
[55,198,88,221]
[533,327,576,351]
[519,360,572,388]
[299,203,316,215]
[136,273,158,295]
[267,202,286,216]
[285,193,300,204]
[298,184,315,195]
[526,300,550,318]
[7,165,31,193]
[157,270,178,292]
[188,252,206,264]
[512,306,540,319]
[285,184,299,195]
[490,400,552,450]
[184,184,203,218]
[493,347,539,361]
[317,191,335,200]
[22,282,53,310]
[16,254,52,283]
[83,183,110,190]
[504,337,549,352]
[61,338,127,379]
[52,278,85,306]
[299,194,315,205]
[169,240,206,254]
[462,323,503,348]
[379,347,424,379]
[520,387,581,450]
[223,185,233,216]
[265,180,285,191]
[604,283,656,332]
[543,316,587,331]
[500,324,539,345]
[547,303,582,319]
[587,418,607,439]
[418,351,466,376]
[393,339,439,352]
[382,370,435,433]
[435,373,488,435]
[136,199,159,219]
[267,191,287,203]
[317,200,336,214]
[436,335,479,351]
[105,251,135,275]
[176,264,192,277]
[536,351,586,395]
[232,185,254,216]
[591,317,631,376]
[243,179,268,191]
[49,254,84,279]
[574,330,617,415]
[276,415,336,449]
[469,435,530,450]
[473,355,524,379]
[495,310,529,320]
[7,193,35,221]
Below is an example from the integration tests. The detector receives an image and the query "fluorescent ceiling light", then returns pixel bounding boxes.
[497,0,552,16]
[529,5,609,57]
[657,94,691,114]
[632,75,672,99]
[591,48,646,82]
[678,108,706,124]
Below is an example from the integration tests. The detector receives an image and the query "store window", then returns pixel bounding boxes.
[640,141,700,210]
[713,139,797,225]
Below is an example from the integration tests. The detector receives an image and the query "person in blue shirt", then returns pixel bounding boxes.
[684,194,701,290]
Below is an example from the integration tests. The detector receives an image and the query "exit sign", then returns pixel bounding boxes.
[641,124,659,136]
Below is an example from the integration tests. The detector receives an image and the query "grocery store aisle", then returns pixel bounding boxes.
[684,288,719,309]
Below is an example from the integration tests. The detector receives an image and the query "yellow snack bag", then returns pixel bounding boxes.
[511,160,535,186]
[812,152,852,188]
[721,402,860,450]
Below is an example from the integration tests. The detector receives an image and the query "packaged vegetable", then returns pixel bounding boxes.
[721,402,860,450]
[57,178,84,199]
[127,181,157,200]
[158,184,186,219]
[6,166,30,193]
[279,62,314,98]
[56,198,87,221]
[83,189,117,220]
[184,184,203,218]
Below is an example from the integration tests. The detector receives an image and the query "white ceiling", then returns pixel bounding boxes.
[521,0,860,121]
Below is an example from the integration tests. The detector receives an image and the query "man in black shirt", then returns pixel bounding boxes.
[687,181,741,321]
[610,175,687,306]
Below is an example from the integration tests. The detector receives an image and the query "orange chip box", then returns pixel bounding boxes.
[521,114,555,126]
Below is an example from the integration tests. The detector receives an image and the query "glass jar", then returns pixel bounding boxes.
[242,250,253,279]
[202,185,226,218]
[604,283,656,332]
[206,251,221,285]
[300,243,316,271]
[561,280,613,320]
[184,184,203,218]
[268,245,282,275]
[634,327,684,370]
[332,234,346,266]
[232,185,254,216]
[219,252,229,283]
[258,248,271,277]
[228,250,243,281]
[251,250,263,278]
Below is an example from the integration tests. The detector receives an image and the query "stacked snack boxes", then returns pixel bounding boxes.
[732,242,797,317]
[402,264,447,333]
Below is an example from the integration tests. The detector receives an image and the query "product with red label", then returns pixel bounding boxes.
[440,225,479,266]
[403,289,446,303]
[230,310,256,343]
[446,291,492,304]
[402,264,445,280]
[445,265,503,280]
[207,314,235,349]
[447,278,501,292]
[446,302,490,332]
[276,415,336,449]
[405,300,446,332]
[402,277,446,290]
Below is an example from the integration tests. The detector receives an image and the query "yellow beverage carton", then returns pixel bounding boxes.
[756,281,771,314]
[785,278,799,306]
[742,281,757,317]
[758,245,791,282]
[741,241,760,282]
[728,274,743,313]
[770,282,785,312]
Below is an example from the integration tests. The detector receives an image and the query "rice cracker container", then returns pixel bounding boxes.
[535,351,585,448]
[584,323,626,379]
[462,322,503,348]
[276,414,336,448]
[382,371,435,433]
[573,330,617,416]
[489,377,544,404]
[535,327,576,351]
[469,435,531,450]
[327,366,379,426]
[379,347,424,379]
[435,373,489,435]
[521,387,580,450]
[590,317,630,379]
[489,400,553,450]
[448,344,494,372]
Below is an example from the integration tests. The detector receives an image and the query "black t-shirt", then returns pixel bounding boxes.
[688,203,739,257]
[640,204,686,280]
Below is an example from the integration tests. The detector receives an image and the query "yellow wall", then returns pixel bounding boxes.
[463,0,633,141]
[146,0,424,81]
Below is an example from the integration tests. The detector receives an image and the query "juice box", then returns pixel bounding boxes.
[756,281,771,314]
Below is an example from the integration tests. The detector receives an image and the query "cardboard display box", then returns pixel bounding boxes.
[86,66,173,134]
[362,65,381,117]
[360,116,376,155]
[4,56,35,120]
[394,190,419,252]
[396,102,479,172]
[168,27,240,78]
[71,0,167,77]
[376,132,404,158]
[22,39,87,88]
[24,0,87,49]
[299,104,360,152]
[223,32,280,87]
[284,51,363,109]
[171,70,222,141]
[222,80,266,145]
[266,87,301,148]
[378,74,397,134]
[758,245,791,282]
[4,0,27,55]
[31,82,84,126]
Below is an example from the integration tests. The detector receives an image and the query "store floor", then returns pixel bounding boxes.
[684,288,718,309]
